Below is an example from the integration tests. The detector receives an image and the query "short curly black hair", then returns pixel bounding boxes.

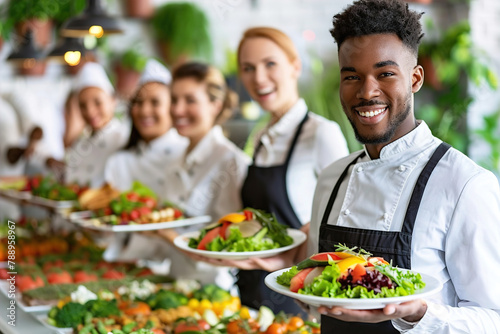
[330,0,424,57]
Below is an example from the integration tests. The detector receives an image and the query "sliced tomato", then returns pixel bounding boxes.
[129,209,140,221]
[73,271,98,283]
[197,227,221,250]
[310,252,343,262]
[102,269,126,280]
[219,221,231,240]
[173,208,183,218]
[290,268,315,293]
[126,192,140,202]
[47,271,73,284]
[243,209,253,221]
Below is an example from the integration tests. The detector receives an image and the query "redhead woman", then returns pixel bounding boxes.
[159,62,250,288]
[232,27,349,313]
[105,59,187,195]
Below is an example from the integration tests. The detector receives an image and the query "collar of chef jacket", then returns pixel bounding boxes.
[184,125,226,168]
[136,128,188,156]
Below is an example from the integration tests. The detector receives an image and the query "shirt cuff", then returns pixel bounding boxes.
[392,301,447,333]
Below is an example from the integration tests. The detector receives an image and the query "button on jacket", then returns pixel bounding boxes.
[308,122,500,333]
[105,128,188,195]
[65,118,130,188]
[253,98,349,224]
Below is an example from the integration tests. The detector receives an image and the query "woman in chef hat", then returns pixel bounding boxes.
[104,59,188,195]
[64,62,130,188]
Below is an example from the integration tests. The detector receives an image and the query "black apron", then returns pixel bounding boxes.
[319,142,450,333]
[238,112,309,315]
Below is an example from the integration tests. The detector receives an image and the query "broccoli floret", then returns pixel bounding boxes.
[192,284,231,302]
[53,302,89,328]
[85,299,120,318]
[146,290,188,310]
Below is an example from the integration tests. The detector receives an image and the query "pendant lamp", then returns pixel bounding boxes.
[60,0,123,38]
[7,29,44,62]
[47,37,86,66]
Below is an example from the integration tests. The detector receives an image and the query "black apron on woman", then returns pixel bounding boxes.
[319,142,450,333]
[238,112,309,316]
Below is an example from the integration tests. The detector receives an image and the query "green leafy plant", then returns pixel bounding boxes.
[300,57,362,153]
[119,48,148,72]
[416,21,498,154]
[152,2,212,65]
[473,109,500,174]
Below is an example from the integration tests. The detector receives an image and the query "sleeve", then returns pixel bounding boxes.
[314,119,349,174]
[212,152,250,219]
[393,170,500,333]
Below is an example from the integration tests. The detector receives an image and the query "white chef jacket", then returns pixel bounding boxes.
[65,118,130,188]
[308,121,500,333]
[104,128,188,195]
[254,98,349,224]
[162,125,251,219]
[160,126,250,290]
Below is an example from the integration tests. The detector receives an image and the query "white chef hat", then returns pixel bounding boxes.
[74,62,114,96]
[138,59,172,87]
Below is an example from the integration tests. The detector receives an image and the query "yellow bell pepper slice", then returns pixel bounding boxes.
[218,213,246,223]
[336,256,367,275]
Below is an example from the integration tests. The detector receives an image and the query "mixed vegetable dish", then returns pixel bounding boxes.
[188,208,293,252]
[277,244,426,299]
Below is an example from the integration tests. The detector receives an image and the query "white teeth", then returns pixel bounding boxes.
[257,87,274,95]
[358,108,386,117]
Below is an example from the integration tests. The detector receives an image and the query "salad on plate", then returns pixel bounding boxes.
[277,244,426,299]
[187,208,294,252]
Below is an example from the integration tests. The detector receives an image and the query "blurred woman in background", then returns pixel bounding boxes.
[105,59,187,195]
[159,62,250,289]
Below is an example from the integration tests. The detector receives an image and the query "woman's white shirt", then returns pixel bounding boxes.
[65,118,130,188]
[254,98,349,224]
[104,129,188,195]
[162,125,251,219]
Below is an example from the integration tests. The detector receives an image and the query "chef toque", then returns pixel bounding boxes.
[74,62,114,96]
[138,59,172,87]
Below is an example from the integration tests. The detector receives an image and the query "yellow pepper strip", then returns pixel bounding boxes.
[336,256,367,275]
[218,213,246,223]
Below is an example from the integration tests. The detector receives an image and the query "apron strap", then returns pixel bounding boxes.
[252,111,310,162]
[320,151,366,226]
[401,142,451,234]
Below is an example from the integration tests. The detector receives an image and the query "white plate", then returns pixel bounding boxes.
[174,229,307,260]
[0,189,32,200]
[27,195,77,209]
[264,268,443,310]
[36,315,73,334]
[69,211,212,232]
[0,281,53,313]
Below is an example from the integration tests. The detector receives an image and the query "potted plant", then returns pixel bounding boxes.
[416,21,498,153]
[113,47,149,99]
[152,2,212,67]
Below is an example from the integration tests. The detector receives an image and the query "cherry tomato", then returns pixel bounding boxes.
[287,317,305,331]
[266,323,286,334]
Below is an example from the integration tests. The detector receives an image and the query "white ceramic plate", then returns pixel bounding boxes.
[264,268,443,310]
[69,211,212,232]
[27,196,77,209]
[0,281,53,313]
[0,189,32,201]
[174,229,307,260]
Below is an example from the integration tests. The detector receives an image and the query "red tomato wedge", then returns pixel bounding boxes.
[219,222,231,240]
[197,227,221,250]
[310,252,343,261]
[290,268,315,292]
